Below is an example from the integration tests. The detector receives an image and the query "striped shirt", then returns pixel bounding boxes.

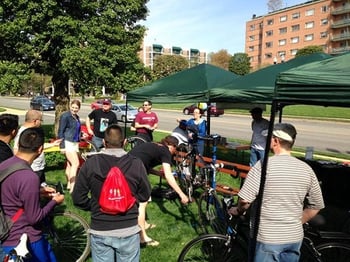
[238,154,324,244]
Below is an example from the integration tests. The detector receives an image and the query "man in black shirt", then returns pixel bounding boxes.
[0,114,18,163]
[86,98,118,151]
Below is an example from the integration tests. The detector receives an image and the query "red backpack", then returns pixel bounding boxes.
[99,156,136,215]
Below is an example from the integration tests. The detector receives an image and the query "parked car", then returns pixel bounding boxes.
[182,103,224,117]
[90,100,138,122]
[112,104,138,123]
[30,96,55,111]
[90,99,108,110]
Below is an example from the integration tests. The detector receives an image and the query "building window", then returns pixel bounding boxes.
[305,34,314,41]
[321,5,328,13]
[291,37,299,43]
[265,42,273,48]
[280,15,287,22]
[248,46,254,51]
[292,12,300,19]
[290,49,298,55]
[279,39,286,46]
[249,56,254,62]
[305,21,314,29]
[320,31,328,38]
[278,51,286,62]
[265,53,272,59]
[305,9,314,16]
[266,30,273,37]
[267,19,274,25]
[291,24,300,32]
[279,27,287,34]
[250,24,255,31]
[321,18,328,26]
[249,35,255,41]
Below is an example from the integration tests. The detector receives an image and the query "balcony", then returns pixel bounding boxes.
[332,18,350,28]
[332,32,350,41]
[330,46,350,54]
[331,5,350,15]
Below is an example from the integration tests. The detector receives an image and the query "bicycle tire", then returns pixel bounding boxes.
[198,192,226,234]
[177,233,247,262]
[47,211,90,262]
[315,242,350,262]
[175,150,195,201]
[123,135,147,151]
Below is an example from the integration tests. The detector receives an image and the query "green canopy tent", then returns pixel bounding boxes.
[274,52,350,107]
[210,52,332,104]
[249,52,350,261]
[127,63,240,103]
[127,63,240,135]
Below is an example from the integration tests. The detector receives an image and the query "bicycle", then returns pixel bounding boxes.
[123,135,148,152]
[174,133,239,234]
[178,199,350,262]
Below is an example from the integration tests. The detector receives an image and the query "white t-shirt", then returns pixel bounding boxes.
[14,126,45,171]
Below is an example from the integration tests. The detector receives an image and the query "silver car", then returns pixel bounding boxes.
[112,104,138,123]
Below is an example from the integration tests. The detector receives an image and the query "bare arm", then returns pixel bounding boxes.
[85,116,93,135]
[162,163,189,204]
[302,208,320,224]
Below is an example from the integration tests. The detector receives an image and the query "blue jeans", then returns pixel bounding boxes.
[249,148,265,167]
[91,136,104,151]
[254,240,302,262]
[3,237,56,262]
[90,233,140,262]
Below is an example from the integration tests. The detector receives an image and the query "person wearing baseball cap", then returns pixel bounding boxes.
[86,98,118,151]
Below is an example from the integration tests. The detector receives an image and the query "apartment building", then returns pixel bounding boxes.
[246,0,350,69]
[139,44,207,69]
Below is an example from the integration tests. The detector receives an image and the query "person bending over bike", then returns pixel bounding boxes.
[130,136,189,247]
[0,127,64,262]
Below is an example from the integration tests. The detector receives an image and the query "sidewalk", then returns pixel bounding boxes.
[2,107,26,115]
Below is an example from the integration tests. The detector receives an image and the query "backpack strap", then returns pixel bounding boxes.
[0,161,31,222]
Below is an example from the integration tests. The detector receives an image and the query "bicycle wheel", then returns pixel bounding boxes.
[177,234,246,262]
[47,211,90,262]
[315,242,350,262]
[198,192,226,234]
[124,135,147,151]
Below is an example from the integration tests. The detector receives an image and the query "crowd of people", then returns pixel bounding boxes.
[0,100,325,262]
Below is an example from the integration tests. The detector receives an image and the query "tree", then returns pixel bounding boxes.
[152,55,189,79]
[0,0,149,132]
[208,49,232,70]
[0,62,30,95]
[267,0,283,12]
[296,45,324,57]
[228,53,251,76]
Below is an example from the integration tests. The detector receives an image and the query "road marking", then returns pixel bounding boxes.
[3,108,26,115]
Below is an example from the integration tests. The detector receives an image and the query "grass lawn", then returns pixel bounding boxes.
[46,165,242,262]
[43,129,244,262]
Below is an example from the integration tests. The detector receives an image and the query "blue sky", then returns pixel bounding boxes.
[141,0,306,54]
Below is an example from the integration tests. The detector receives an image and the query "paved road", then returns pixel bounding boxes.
[1,96,350,156]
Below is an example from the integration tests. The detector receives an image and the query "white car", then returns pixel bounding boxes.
[112,104,138,123]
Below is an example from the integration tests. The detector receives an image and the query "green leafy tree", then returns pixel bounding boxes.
[208,49,232,70]
[152,55,189,79]
[0,0,149,131]
[0,62,30,95]
[228,53,251,75]
[296,45,324,57]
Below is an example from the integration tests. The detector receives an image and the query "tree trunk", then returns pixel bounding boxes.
[52,71,70,137]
